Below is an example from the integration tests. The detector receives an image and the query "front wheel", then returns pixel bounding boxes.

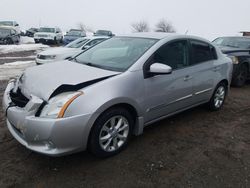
[208,82,227,111]
[89,107,134,158]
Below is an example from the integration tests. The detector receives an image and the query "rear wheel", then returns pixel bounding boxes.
[232,64,248,87]
[89,107,134,158]
[208,82,227,111]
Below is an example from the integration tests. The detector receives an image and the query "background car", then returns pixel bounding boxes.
[63,29,86,45]
[0,27,20,44]
[34,27,63,44]
[94,30,114,37]
[213,36,250,86]
[36,36,109,64]
[3,33,232,158]
[0,21,21,35]
[25,28,39,37]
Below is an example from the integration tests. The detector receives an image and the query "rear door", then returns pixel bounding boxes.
[189,40,218,103]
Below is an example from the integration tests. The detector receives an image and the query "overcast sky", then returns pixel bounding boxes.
[1,0,250,40]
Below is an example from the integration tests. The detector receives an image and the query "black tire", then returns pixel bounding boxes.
[89,107,134,158]
[232,64,248,87]
[7,38,13,45]
[208,82,227,111]
[54,37,58,45]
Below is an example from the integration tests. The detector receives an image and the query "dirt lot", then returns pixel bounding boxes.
[0,53,250,187]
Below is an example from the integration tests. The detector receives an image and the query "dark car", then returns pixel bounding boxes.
[63,29,86,45]
[213,36,250,86]
[94,30,114,37]
[0,27,20,44]
[25,28,38,37]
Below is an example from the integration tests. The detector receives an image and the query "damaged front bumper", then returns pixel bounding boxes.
[3,82,93,156]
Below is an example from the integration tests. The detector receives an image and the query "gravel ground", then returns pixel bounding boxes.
[0,50,250,187]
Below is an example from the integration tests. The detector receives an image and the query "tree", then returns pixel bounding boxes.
[155,19,176,33]
[131,21,150,32]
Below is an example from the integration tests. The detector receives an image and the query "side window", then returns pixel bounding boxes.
[190,40,217,65]
[153,40,189,70]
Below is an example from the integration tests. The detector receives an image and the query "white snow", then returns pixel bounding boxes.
[20,36,35,44]
[0,61,36,80]
[0,56,36,59]
[0,43,48,54]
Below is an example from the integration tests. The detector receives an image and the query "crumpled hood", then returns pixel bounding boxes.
[18,60,119,100]
[219,46,250,54]
[39,47,79,56]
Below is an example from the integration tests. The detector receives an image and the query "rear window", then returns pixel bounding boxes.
[190,40,217,65]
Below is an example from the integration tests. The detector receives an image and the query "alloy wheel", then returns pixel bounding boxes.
[99,115,129,152]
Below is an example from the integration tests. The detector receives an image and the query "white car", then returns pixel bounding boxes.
[36,36,109,65]
[34,27,63,44]
[0,21,21,35]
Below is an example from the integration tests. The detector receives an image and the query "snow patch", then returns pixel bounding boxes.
[0,43,48,54]
[20,36,35,44]
[0,61,36,80]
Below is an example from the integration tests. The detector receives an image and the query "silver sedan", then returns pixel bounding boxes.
[2,33,233,157]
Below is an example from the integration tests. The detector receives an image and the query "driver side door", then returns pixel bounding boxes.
[143,39,194,123]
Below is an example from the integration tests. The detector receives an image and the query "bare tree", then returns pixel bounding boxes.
[155,19,176,33]
[131,21,150,32]
[78,23,86,32]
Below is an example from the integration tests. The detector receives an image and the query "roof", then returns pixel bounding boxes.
[84,36,110,40]
[116,32,211,43]
[117,32,177,39]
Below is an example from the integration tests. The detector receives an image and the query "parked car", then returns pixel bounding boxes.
[36,36,109,65]
[213,36,250,86]
[0,27,20,44]
[63,29,86,45]
[3,33,232,158]
[0,21,21,35]
[94,30,114,37]
[25,28,39,37]
[34,27,63,44]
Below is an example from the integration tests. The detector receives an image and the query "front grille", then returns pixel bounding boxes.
[38,35,47,38]
[9,88,29,108]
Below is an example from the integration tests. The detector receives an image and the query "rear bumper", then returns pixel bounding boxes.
[3,82,93,156]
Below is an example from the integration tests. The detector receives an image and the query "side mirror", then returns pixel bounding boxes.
[15,24,19,26]
[149,63,172,75]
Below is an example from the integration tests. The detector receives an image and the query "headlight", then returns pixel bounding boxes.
[40,91,83,118]
[229,56,239,64]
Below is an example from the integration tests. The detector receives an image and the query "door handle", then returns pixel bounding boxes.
[213,66,221,72]
[183,75,192,81]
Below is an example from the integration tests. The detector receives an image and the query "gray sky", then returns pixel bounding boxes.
[1,0,250,40]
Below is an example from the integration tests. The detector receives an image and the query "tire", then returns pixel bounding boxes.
[6,38,13,45]
[54,37,58,45]
[89,107,134,158]
[208,82,227,111]
[232,64,248,87]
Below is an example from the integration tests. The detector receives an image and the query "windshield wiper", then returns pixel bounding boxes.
[82,62,104,69]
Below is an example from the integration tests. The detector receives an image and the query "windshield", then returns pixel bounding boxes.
[66,30,82,36]
[39,27,55,33]
[66,38,89,48]
[0,21,13,26]
[0,28,10,36]
[75,37,158,72]
[213,37,250,49]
